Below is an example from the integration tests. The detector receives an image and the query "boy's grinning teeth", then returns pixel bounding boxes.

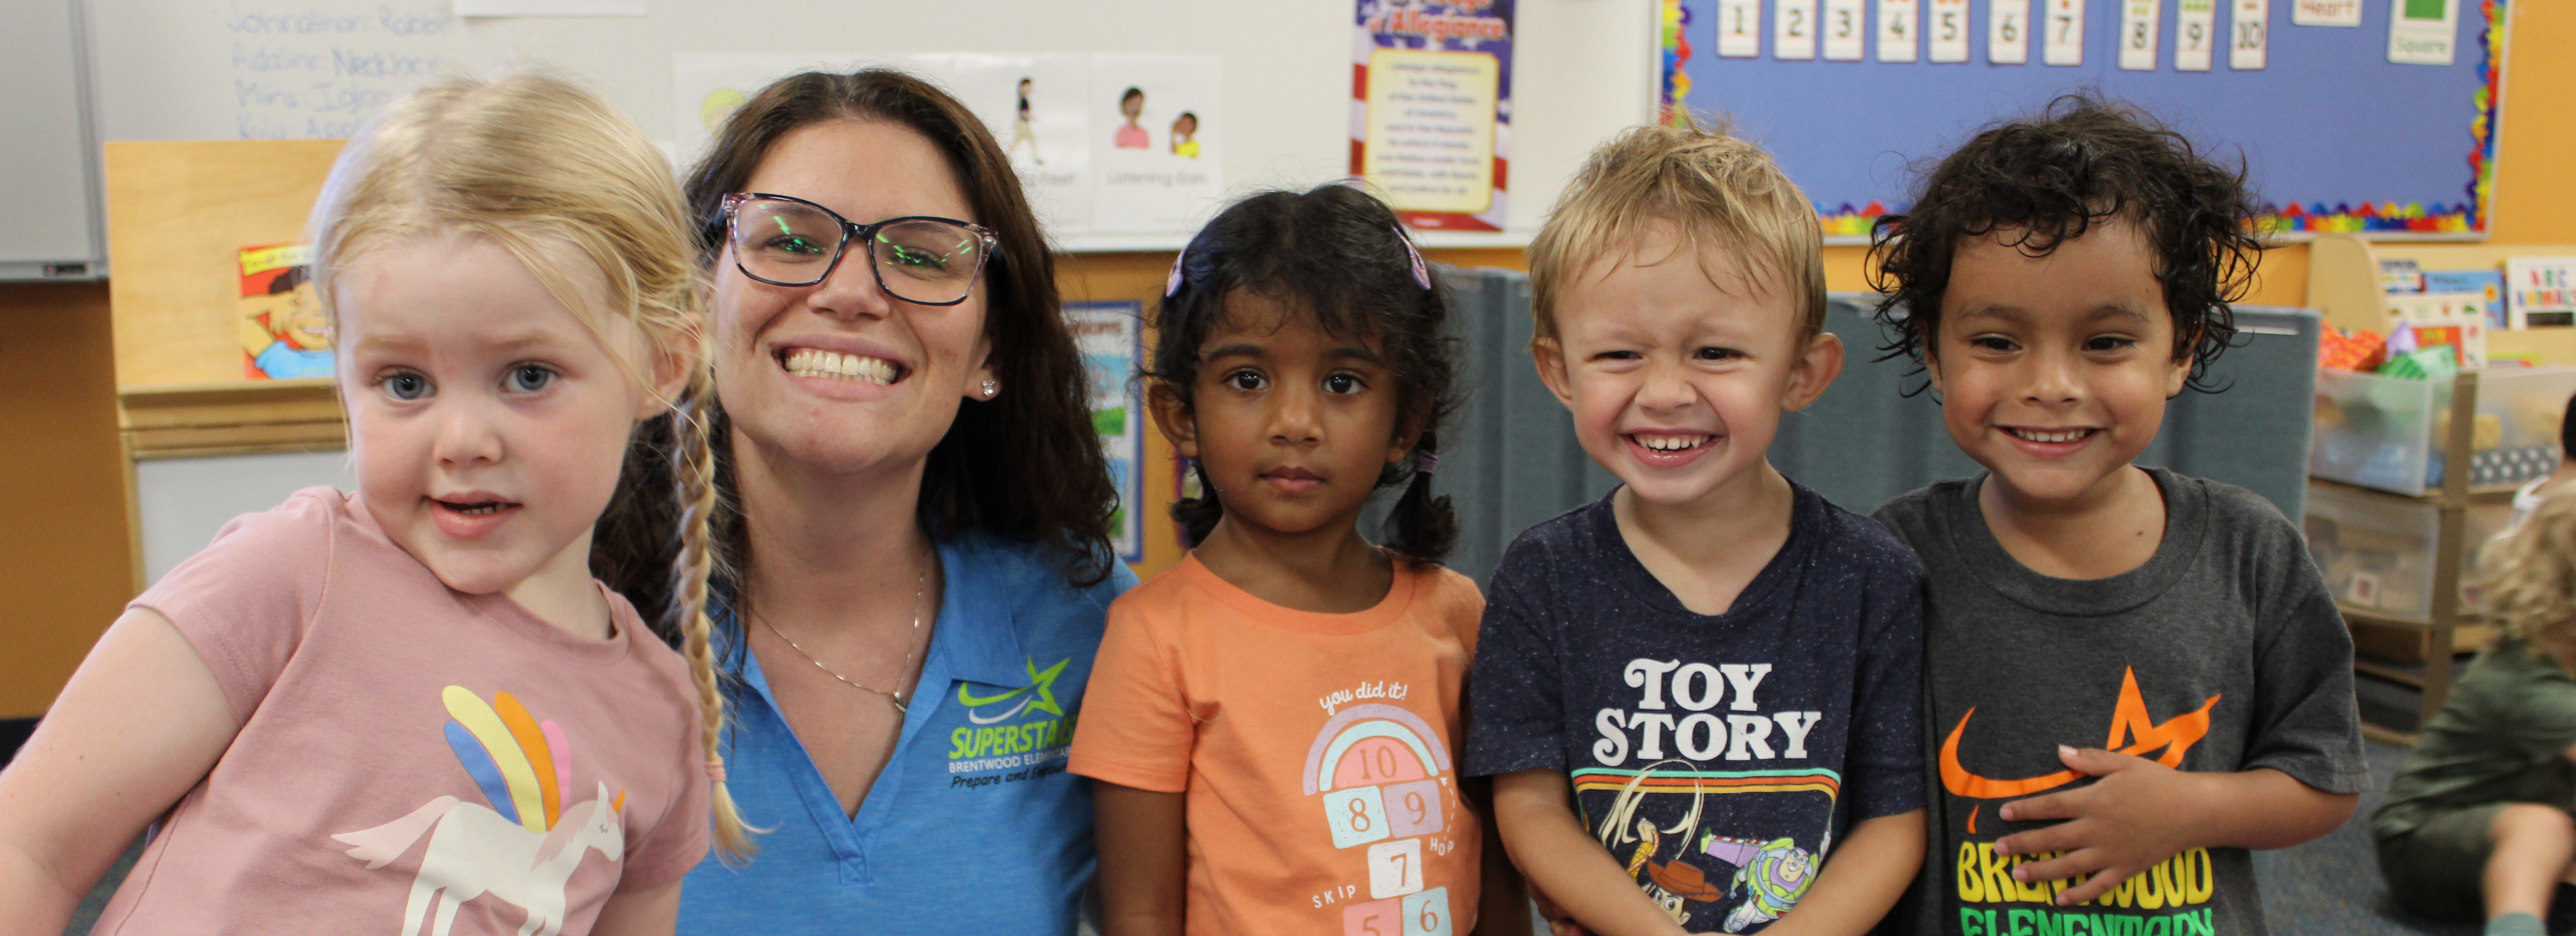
[781,348,902,385]
[1632,433,1713,452]
[2008,427,2096,444]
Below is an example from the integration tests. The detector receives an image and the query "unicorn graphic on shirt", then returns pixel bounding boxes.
[331,686,626,936]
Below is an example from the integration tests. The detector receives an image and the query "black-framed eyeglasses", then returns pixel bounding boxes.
[722,192,999,306]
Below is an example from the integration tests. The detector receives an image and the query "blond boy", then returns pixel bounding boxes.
[1464,124,1927,936]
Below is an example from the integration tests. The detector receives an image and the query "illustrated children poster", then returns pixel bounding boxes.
[1353,0,1515,232]
[950,54,1095,235]
[1069,301,1146,562]
[1658,0,2509,238]
[238,244,331,379]
[1089,55,1224,235]
[674,52,1222,240]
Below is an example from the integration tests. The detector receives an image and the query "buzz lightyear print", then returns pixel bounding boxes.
[1586,760,1831,933]
[1306,697,1462,936]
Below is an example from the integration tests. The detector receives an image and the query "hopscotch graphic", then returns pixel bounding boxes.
[1305,703,1456,936]
[331,686,626,936]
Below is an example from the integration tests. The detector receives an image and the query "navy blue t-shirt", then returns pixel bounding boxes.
[1465,483,1926,933]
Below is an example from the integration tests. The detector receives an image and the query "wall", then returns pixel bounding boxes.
[7,0,2570,708]
[0,282,134,719]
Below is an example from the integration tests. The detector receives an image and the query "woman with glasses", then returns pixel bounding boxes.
[592,69,1134,935]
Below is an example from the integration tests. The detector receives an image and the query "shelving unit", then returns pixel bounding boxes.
[2311,370,2483,735]
[2305,235,2576,738]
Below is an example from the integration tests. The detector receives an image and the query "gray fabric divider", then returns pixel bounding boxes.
[1393,267,2319,585]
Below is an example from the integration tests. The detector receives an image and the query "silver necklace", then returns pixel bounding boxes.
[756,564,929,713]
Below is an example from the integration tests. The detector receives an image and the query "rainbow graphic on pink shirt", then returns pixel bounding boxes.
[439,685,581,832]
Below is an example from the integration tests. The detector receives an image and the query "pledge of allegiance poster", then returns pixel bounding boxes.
[1352,0,1514,232]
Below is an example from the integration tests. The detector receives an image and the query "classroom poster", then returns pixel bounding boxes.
[1352,0,1514,232]
[1088,55,1224,235]
[1067,301,1147,562]
[950,55,1094,235]
[670,53,942,169]
[238,244,330,380]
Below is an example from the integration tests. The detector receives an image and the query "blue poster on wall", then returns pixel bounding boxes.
[1068,301,1147,563]
[1659,0,2508,240]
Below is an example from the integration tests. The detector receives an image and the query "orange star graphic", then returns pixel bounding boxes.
[1939,667,2221,800]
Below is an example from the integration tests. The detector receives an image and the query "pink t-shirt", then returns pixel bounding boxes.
[94,488,711,936]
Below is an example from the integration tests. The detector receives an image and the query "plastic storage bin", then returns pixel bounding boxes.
[2310,366,2576,497]
[2303,481,2512,622]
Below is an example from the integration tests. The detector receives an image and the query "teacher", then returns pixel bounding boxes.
[594,69,1134,934]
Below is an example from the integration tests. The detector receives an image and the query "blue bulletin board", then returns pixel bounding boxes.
[1659,0,2509,240]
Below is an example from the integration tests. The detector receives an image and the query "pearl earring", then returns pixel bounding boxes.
[981,378,999,399]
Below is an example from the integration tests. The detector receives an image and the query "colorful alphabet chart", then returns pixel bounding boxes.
[1656,0,2510,239]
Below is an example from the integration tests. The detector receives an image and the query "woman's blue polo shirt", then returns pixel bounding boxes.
[677,533,1136,935]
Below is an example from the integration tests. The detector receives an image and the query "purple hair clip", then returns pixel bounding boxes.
[1164,251,1187,297]
[1413,451,1438,476]
[1393,225,1432,291]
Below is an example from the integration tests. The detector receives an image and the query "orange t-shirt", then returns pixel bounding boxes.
[1070,554,1485,936]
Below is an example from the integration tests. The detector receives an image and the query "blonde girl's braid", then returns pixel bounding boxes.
[672,363,759,862]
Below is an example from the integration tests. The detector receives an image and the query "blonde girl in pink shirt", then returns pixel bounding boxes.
[0,73,751,935]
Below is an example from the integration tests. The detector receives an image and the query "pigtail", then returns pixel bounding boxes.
[1380,432,1458,565]
[1171,458,1224,549]
[671,366,761,862]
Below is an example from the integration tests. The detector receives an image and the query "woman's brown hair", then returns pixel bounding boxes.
[592,68,1119,654]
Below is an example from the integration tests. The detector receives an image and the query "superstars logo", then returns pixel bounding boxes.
[1941,667,2220,800]
[946,657,1080,787]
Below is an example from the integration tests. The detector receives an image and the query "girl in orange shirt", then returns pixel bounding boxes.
[1069,184,1528,936]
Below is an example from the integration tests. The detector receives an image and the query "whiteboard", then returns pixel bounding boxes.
[81,0,1658,250]
[134,451,357,585]
[0,0,104,279]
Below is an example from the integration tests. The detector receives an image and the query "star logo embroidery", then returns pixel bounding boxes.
[1939,667,2221,800]
[957,656,1071,723]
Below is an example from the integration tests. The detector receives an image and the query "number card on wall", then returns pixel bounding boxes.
[1877,0,1919,60]
[1721,0,1763,55]
[2175,0,2216,70]
[2043,0,2084,64]
[1777,0,1820,58]
[2118,0,2158,70]
[2231,0,2269,68]
[1824,0,1867,59]
[1988,0,2030,62]
[1928,0,1969,61]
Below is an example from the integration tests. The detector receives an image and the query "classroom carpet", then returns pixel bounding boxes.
[55,739,2541,934]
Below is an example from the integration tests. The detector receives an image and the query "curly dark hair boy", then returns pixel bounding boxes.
[1149,183,1462,564]
[1868,94,2263,391]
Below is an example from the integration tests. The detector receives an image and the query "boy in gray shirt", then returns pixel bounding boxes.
[1866,97,2369,936]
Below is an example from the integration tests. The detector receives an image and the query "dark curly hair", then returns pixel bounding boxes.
[1150,184,1461,565]
[593,68,1120,643]
[1867,94,2262,392]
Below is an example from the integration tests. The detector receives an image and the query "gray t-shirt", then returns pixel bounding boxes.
[1873,468,2369,936]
